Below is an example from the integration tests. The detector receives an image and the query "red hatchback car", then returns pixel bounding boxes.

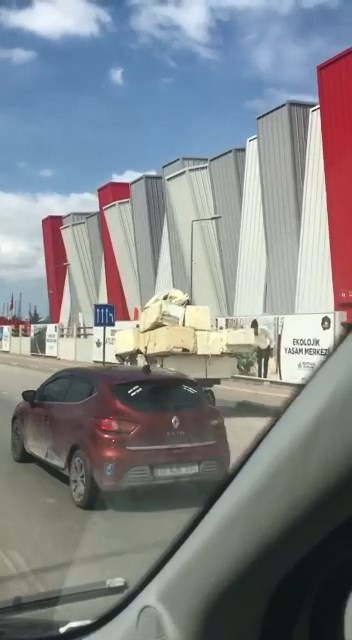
[11,366,230,509]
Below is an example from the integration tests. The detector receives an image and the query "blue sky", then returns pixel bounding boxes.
[0,0,350,315]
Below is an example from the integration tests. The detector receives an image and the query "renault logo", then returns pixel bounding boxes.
[171,416,180,429]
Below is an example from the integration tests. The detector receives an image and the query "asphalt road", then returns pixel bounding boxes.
[0,357,292,623]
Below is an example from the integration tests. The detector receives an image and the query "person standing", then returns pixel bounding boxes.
[250,319,274,379]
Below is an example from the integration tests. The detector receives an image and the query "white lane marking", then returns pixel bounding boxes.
[1,391,9,396]
[0,549,19,575]
[0,549,45,594]
[8,550,45,593]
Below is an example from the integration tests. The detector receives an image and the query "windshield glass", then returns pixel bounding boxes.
[112,380,208,412]
[0,0,347,635]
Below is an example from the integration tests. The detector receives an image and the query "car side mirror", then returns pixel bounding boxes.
[22,390,36,406]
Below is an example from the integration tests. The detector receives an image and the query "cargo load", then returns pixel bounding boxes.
[184,306,212,331]
[144,288,189,309]
[221,328,255,353]
[145,326,196,355]
[115,328,143,355]
[140,301,185,333]
[196,330,223,356]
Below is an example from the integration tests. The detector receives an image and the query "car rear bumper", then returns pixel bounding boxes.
[93,456,228,491]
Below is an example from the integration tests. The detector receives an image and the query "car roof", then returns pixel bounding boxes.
[56,365,190,384]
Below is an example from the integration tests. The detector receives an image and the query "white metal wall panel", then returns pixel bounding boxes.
[295,107,334,313]
[234,136,267,315]
[59,269,71,327]
[61,224,94,326]
[98,253,108,304]
[165,167,227,317]
[104,200,140,317]
[155,215,173,296]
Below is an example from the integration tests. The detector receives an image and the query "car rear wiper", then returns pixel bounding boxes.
[0,576,128,615]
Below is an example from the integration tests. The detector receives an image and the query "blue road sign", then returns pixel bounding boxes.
[94,304,115,328]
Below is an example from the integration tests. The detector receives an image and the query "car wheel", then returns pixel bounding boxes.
[69,449,98,510]
[205,389,216,406]
[11,419,29,462]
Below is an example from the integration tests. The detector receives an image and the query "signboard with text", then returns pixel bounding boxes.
[279,313,334,384]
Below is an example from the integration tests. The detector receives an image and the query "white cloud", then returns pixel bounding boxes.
[0,190,97,282]
[0,48,37,64]
[245,87,318,113]
[243,21,331,85]
[39,168,54,178]
[112,169,157,182]
[128,0,339,58]
[109,66,124,86]
[0,0,112,40]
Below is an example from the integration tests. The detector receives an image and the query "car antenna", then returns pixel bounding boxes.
[142,364,151,375]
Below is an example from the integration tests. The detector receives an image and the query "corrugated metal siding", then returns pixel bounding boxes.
[258,102,313,314]
[145,176,165,273]
[59,270,71,326]
[72,222,97,304]
[162,157,208,177]
[85,212,102,295]
[188,166,227,313]
[155,216,173,295]
[98,254,108,304]
[163,158,208,292]
[209,148,246,314]
[234,136,267,315]
[131,176,164,305]
[165,166,227,316]
[104,200,140,317]
[318,48,352,314]
[42,216,67,324]
[295,107,334,313]
[61,224,93,326]
[97,182,130,320]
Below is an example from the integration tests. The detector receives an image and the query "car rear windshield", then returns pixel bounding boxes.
[111,379,208,413]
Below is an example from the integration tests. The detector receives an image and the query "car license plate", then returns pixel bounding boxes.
[154,464,199,478]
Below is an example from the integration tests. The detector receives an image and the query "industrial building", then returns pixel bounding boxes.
[42,47,352,327]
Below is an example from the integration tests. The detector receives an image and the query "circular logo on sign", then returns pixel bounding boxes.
[171,416,180,429]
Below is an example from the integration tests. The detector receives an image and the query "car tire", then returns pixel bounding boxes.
[69,449,98,510]
[11,419,29,463]
[205,389,216,406]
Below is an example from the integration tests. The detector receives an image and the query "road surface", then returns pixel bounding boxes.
[0,357,292,622]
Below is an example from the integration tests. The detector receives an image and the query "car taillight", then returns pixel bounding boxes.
[93,418,137,435]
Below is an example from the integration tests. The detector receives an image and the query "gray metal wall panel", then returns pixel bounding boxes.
[295,107,334,313]
[131,176,165,305]
[145,176,165,272]
[258,102,313,314]
[162,157,208,178]
[62,211,94,226]
[163,158,208,292]
[85,212,102,296]
[209,148,246,314]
